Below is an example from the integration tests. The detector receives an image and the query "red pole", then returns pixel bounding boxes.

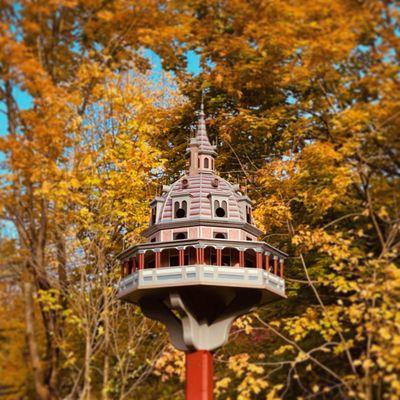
[186,351,213,400]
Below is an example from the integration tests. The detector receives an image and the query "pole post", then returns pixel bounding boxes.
[186,350,213,400]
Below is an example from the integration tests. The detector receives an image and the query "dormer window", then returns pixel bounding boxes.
[246,206,252,223]
[214,200,227,218]
[151,207,157,225]
[174,200,187,219]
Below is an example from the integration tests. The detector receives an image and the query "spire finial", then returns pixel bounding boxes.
[186,91,217,175]
[200,91,205,115]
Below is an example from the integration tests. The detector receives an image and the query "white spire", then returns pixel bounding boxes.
[187,99,217,175]
[195,100,214,152]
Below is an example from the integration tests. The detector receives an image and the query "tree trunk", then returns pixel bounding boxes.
[81,330,92,400]
[102,287,110,400]
[24,281,52,400]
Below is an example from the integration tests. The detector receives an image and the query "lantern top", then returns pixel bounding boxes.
[186,103,217,175]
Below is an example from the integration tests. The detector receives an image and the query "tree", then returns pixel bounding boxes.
[154,0,400,398]
[0,1,181,398]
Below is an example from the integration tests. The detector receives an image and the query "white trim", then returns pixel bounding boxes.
[118,265,286,300]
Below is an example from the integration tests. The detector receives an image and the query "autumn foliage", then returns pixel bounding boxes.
[0,0,399,399]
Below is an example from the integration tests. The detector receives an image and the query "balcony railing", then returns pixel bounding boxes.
[118,265,286,299]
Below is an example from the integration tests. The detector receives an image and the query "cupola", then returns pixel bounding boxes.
[186,103,217,175]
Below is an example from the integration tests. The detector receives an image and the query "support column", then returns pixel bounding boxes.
[195,247,206,265]
[179,248,185,266]
[199,248,205,264]
[265,252,270,272]
[131,256,136,273]
[256,251,262,269]
[155,251,161,268]
[239,250,244,267]
[125,262,130,276]
[273,256,278,275]
[216,248,222,266]
[186,351,213,400]
[138,252,145,270]
[280,259,284,278]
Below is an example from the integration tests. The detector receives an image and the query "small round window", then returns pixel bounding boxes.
[176,208,186,218]
[215,207,226,217]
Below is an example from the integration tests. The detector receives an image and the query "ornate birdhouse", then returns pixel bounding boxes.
[117,105,287,399]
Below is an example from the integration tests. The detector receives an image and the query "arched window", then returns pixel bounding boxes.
[211,159,214,169]
[175,201,187,218]
[174,232,187,240]
[246,206,252,223]
[215,200,227,218]
[214,232,227,239]
[151,207,156,225]
[204,158,209,169]
[198,158,200,168]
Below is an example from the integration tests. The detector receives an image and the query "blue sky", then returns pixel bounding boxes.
[145,49,201,78]
[0,49,201,136]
